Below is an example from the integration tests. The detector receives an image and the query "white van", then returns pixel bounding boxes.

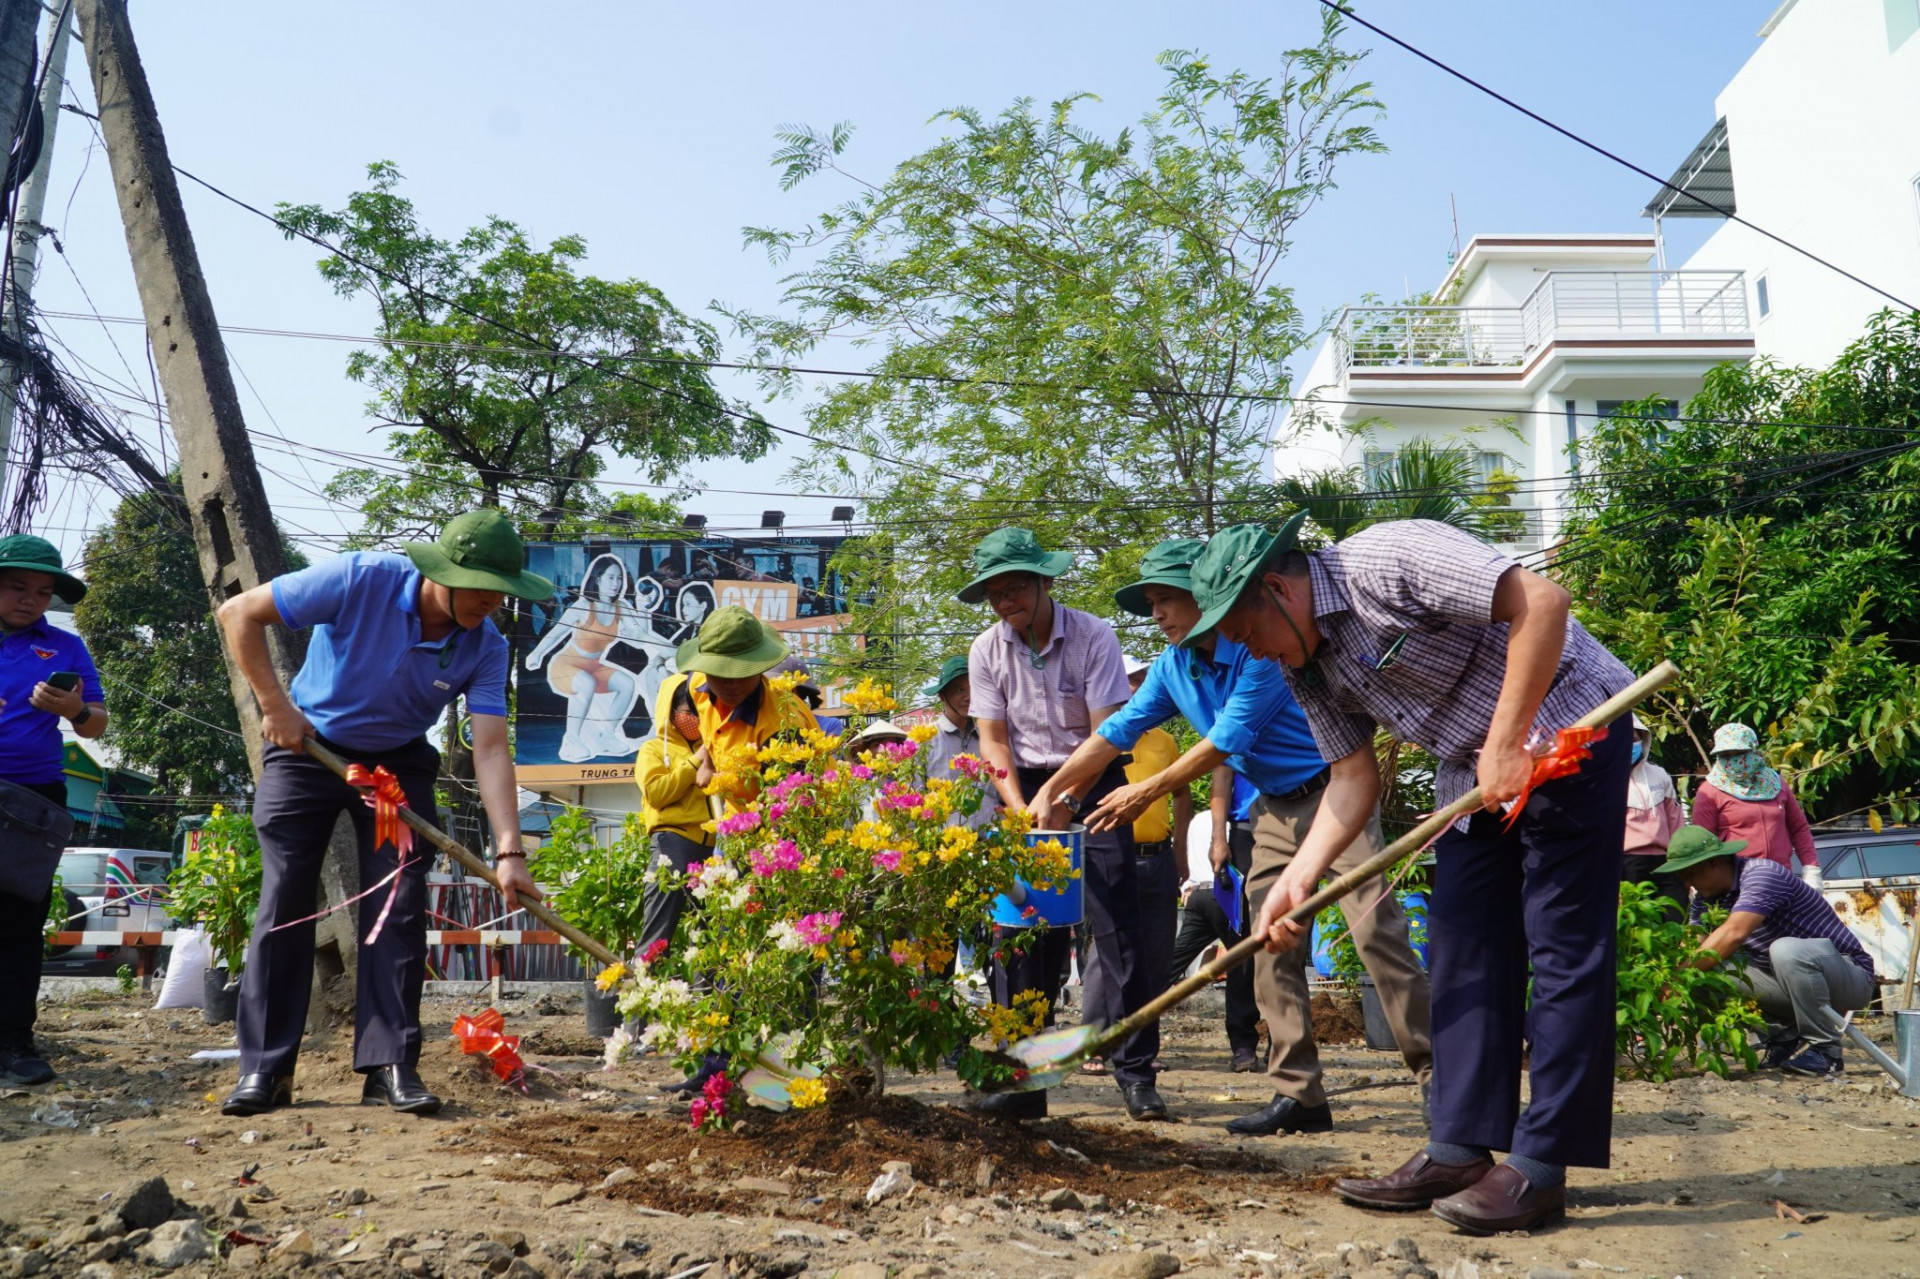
[47,847,175,964]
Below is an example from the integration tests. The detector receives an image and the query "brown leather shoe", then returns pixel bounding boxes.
[1430,1163,1566,1235]
[1335,1148,1495,1210]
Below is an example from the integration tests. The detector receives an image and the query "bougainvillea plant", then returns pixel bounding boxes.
[607,675,1078,1124]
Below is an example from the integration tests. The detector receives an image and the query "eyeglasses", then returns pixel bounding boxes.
[982,579,1035,605]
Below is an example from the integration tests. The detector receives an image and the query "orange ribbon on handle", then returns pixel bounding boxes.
[1500,724,1608,830]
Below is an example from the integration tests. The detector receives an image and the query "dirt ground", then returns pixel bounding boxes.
[3,983,1918,1279]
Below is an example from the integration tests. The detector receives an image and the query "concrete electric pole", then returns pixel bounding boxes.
[75,0,362,990]
[0,6,74,494]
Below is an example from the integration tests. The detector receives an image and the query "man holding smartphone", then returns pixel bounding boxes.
[0,536,108,1087]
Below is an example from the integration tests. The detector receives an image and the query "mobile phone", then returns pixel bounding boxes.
[48,671,79,692]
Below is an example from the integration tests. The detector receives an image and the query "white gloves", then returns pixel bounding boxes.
[1800,864,1825,891]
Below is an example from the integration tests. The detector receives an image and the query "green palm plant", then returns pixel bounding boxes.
[1280,438,1491,542]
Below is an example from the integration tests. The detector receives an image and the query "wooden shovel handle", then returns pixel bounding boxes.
[302,737,621,968]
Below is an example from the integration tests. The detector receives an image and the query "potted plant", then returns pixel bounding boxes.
[529,807,652,1037]
[166,804,263,1025]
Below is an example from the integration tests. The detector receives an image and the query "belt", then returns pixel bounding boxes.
[1264,767,1332,806]
[1135,839,1174,858]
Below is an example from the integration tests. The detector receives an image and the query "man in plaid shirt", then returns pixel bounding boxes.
[1185,515,1632,1235]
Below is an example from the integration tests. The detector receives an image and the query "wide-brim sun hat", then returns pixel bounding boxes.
[1180,511,1310,648]
[405,509,553,601]
[956,526,1074,605]
[921,655,970,699]
[0,534,86,604]
[1123,654,1151,677]
[1113,537,1206,617]
[1653,824,1749,876]
[850,719,909,745]
[674,605,790,679]
[1710,722,1760,755]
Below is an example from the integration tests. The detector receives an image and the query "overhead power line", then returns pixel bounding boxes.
[1314,0,1919,314]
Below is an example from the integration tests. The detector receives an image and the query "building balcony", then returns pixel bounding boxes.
[1335,270,1749,379]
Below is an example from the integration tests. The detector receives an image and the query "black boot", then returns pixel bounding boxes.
[222,1073,294,1117]
[360,1064,442,1115]
[1122,1082,1170,1121]
[1224,1092,1332,1136]
[662,1051,727,1095]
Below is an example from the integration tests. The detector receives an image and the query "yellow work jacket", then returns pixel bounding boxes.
[654,670,818,813]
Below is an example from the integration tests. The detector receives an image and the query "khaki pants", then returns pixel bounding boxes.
[1246,790,1433,1106]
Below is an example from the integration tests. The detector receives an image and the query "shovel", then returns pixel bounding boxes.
[984,660,1681,1092]
[301,736,620,967]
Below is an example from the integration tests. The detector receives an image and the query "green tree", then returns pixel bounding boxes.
[1559,310,1920,823]
[727,17,1384,681]
[276,162,771,544]
[72,481,307,803]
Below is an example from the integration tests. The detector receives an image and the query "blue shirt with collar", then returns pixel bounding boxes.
[0,617,102,784]
[273,552,509,753]
[1097,635,1325,798]
[1227,772,1258,822]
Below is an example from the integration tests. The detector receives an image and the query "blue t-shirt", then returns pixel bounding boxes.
[273,552,509,752]
[1098,636,1325,797]
[1227,772,1258,822]
[0,617,102,785]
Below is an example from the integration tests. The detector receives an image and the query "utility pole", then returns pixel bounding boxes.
[76,0,362,992]
[0,5,73,493]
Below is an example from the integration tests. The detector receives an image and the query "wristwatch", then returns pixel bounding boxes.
[1059,793,1083,815]
[72,706,93,727]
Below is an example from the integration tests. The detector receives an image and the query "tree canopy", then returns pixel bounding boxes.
[72,480,306,804]
[276,163,770,544]
[1559,310,1920,824]
[727,16,1384,680]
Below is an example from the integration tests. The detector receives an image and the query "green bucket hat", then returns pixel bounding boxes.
[0,535,86,604]
[405,510,554,601]
[1653,824,1749,876]
[1113,538,1206,618]
[674,605,790,679]
[956,527,1074,605]
[921,655,970,699]
[1180,512,1309,648]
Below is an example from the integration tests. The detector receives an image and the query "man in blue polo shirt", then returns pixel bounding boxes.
[0,536,109,1087]
[1035,538,1431,1136]
[215,510,551,1117]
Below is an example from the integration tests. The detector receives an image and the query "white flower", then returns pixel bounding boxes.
[769,921,806,952]
[602,1026,633,1071]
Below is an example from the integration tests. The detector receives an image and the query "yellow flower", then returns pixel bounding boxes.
[766,669,806,695]
[907,723,937,744]
[788,1077,828,1110]
[843,677,899,715]
[594,963,628,991]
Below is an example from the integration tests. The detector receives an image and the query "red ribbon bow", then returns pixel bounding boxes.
[452,1008,526,1087]
[1501,725,1608,830]
[345,763,414,859]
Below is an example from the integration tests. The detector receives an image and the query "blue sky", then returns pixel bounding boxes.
[23,0,1778,563]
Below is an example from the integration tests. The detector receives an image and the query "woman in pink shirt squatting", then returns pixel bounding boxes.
[1690,722,1822,890]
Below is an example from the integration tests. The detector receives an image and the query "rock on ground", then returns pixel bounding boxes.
[137,1219,209,1270]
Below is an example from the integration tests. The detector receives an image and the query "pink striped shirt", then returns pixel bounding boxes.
[968,602,1131,769]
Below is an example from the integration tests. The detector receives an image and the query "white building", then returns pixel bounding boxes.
[1274,233,1753,553]
[1656,0,1920,370]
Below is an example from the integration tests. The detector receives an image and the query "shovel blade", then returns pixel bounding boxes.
[976,1022,1107,1092]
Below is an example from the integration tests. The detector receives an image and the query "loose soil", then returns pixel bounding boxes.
[4,983,1919,1279]
[1308,993,1366,1047]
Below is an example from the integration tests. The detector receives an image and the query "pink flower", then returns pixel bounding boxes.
[830,867,846,879]
[640,939,668,965]
[749,839,803,878]
[878,740,918,761]
[689,1097,710,1129]
[794,911,843,947]
[716,810,762,838]
[850,765,874,781]
[870,850,902,872]
[703,1070,734,1104]
[767,802,789,822]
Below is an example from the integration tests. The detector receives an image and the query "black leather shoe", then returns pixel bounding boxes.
[0,1045,53,1086]
[222,1073,293,1117]
[662,1052,728,1095]
[360,1064,442,1115]
[971,1088,1047,1120]
[1122,1082,1170,1121]
[1225,1092,1332,1136]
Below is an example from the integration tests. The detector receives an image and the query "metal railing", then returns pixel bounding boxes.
[1338,270,1747,374]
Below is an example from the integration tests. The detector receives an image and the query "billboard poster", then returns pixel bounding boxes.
[513,535,855,787]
